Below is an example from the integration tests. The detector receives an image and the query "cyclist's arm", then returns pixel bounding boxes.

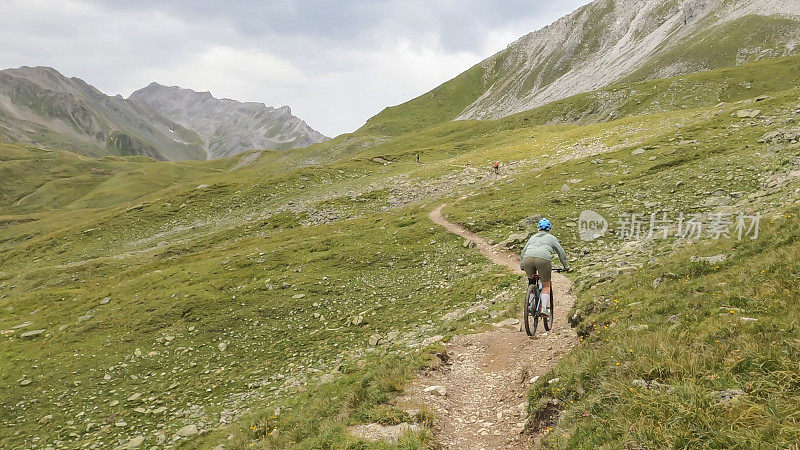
[552,238,568,269]
[520,237,531,269]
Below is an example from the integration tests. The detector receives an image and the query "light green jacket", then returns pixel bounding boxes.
[520,231,568,268]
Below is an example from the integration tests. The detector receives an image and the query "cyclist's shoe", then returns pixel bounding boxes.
[541,307,551,318]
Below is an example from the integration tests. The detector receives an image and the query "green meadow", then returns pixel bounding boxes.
[1,55,800,448]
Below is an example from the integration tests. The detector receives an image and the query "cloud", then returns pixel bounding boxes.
[1,0,592,136]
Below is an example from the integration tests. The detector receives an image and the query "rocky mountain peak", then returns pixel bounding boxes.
[129,83,328,159]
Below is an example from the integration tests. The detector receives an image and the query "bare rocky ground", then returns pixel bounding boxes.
[349,207,577,449]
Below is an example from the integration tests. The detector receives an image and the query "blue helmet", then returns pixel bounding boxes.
[538,218,552,231]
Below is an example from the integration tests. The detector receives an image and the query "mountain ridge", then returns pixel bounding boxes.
[359,0,800,136]
[0,66,327,161]
[0,66,207,161]
[456,0,800,120]
[129,83,329,159]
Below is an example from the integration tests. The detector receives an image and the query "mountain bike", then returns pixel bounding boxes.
[523,268,567,337]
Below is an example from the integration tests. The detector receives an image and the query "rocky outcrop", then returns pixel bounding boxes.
[0,66,206,160]
[362,0,797,130]
[0,67,326,161]
[455,0,800,120]
[129,83,329,159]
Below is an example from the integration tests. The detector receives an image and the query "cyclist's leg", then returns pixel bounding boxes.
[534,258,552,312]
[521,257,537,280]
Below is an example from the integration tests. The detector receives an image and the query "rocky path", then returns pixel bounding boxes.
[395,206,577,449]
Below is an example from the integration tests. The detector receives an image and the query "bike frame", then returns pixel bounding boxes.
[524,267,564,336]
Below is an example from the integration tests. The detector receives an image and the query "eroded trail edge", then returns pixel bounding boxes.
[402,205,577,449]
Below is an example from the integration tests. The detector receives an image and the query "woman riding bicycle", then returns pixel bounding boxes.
[520,218,568,318]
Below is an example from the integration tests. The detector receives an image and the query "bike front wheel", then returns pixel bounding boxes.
[524,283,539,336]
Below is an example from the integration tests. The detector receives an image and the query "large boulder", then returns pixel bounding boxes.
[518,216,542,230]
[500,232,528,248]
[736,109,761,118]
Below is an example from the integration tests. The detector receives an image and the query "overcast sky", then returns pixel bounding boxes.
[1,0,591,137]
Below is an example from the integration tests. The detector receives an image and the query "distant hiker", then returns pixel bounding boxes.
[492,161,500,174]
[416,153,420,163]
[520,218,569,318]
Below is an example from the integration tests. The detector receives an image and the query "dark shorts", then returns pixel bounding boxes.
[521,257,552,282]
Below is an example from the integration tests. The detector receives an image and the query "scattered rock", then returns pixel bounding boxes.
[628,324,649,331]
[632,379,672,392]
[368,334,382,346]
[652,272,677,288]
[518,216,542,230]
[348,422,421,443]
[291,293,306,299]
[100,297,111,305]
[649,380,672,392]
[463,239,477,249]
[127,393,142,402]
[757,128,800,144]
[134,348,142,357]
[174,424,199,438]
[123,436,145,449]
[736,109,761,118]
[499,233,527,249]
[568,309,583,327]
[529,376,540,384]
[218,342,228,352]
[690,254,727,264]
[20,329,46,339]
[423,385,447,396]
[716,388,744,405]
[631,148,645,156]
[492,318,519,328]
[547,378,560,385]
[561,183,571,193]
[12,321,33,329]
[219,409,236,424]
[351,315,364,326]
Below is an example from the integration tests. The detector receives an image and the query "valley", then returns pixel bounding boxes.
[2,1,800,448]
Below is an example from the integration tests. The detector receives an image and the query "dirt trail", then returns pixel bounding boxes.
[395,206,577,449]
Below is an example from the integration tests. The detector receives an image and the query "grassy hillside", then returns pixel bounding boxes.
[356,57,503,136]
[1,55,800,449]
[500,53,800,127]
[440,86,800,446]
